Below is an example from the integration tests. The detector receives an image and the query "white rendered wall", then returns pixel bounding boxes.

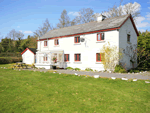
[119,18,138,70]
[22,50,35,65]
[37,30,119,71]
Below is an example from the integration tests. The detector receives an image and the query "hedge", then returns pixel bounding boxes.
[0,57,22,64]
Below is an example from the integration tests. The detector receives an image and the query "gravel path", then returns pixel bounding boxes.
[22,68,150,80]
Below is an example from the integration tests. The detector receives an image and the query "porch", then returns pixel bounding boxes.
[35,49,66,69]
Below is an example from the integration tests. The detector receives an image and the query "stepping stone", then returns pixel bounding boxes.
[133,79,137,81]
[74,73,78,75]
[111,77,116,80]
[59,73,61,74]
[53,72,56,73]
[122,78,128,80]
[94,75,99,78]
[145,81,150,83]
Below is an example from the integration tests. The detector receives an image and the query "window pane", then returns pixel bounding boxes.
[98,34,100,40]
[78,37,80,43]
[97,53,100,61]
[68,54,69,61]
[75,37,77,42]
[79,54,80,61]
[75,54,77,61]
[57,39,59,44]
[101,33,104,40]
[127,34,130,42]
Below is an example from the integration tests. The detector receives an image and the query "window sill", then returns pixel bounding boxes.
[65,61,70,63]
[44,46,48,48]
[95,62,102,64]
[74,43,81,45]
[54,45,59,47]
[127,42,131,44]
[96,40,105,43]
[74,61,82,64]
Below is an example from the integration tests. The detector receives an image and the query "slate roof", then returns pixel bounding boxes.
[39,14,130,39]
[28,48,37,54]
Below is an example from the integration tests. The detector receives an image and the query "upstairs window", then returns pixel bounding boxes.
[44,41,47,46]
[97,33,104,41]
[127,34,130,42]
[75,54,81,61]
[74,36,80,43]
[64,54,69,62]
[96,53,101,62]
[54,39,59,45]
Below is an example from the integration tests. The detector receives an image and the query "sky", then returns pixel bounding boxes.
[0,0,150,40]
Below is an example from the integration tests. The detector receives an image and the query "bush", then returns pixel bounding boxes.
[114,65,127,73]
[128,69,140,73]
[66,67,73,70]
[74,68,81,71]
[85,68,93,71]
[0,57,22,64]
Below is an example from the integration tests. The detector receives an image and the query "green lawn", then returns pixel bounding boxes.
[0,64,150,113]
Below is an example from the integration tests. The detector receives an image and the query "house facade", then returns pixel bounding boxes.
[35,14,139,71]
[21,48,37,64]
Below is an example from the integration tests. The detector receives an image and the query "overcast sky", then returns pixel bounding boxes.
[0,0,150,39]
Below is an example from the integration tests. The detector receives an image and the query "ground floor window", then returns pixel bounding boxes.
[64,54,69,61]
[43,54,48,61]
[75,54,81,61]
[96,53,101,62]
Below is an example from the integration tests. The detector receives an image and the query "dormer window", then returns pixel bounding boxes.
[44,41,47,46]
[127,34,130,42]
[97,33,104,41]
[54,39,59,45]
[74,36,80,43]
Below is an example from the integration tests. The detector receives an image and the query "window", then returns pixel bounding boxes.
[54,39,59,45]
[97,33,104,41]
[127,34,130,42]
[43,56,47,61]
[74,36,80,43]
[74,54,81,61]
[96,53,101,62]
[44,41,47,46]
[64,54,69,61]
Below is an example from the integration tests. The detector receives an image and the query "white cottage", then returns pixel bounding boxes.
[35,14,139,71]
[21,48,37,64]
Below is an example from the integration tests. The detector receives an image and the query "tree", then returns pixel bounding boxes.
[123,43,150,69]
[34,19,54,38]
[57,9,70,28]
[137,30,150,68]
[101,0,141,22]
[123,43,137,69]
[7,29,24,40]
[100,42,123,71]
[75,8,95,24]
[0,37,13,52]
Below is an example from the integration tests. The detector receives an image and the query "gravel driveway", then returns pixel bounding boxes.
[23,68,150,80]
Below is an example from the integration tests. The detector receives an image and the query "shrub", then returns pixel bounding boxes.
[0,57,22,64]
[85,68,93,71]
[74,68,81,71]
[114,65,127,73]
[129,69,140,73]
[66,67,73,70]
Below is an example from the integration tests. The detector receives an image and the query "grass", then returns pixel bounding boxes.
[0,64,150,112]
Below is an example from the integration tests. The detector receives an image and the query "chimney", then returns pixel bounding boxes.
[97,14,106,22]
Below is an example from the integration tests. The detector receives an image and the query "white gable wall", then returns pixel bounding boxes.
[119,18,138,70]
[37,30,119,71]
[22,50,35,64]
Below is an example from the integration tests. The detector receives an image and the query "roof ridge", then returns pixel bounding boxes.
[40,14,130,39]
[50,14,130,31]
